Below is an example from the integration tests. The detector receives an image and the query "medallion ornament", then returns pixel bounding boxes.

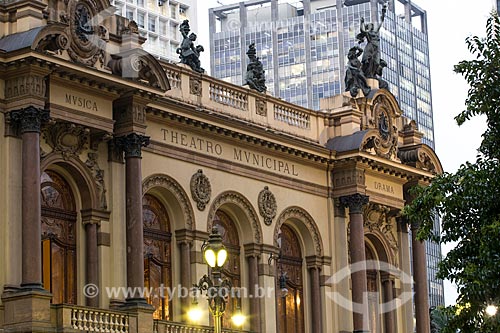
[258,186,277,226]
[190,169,211,211]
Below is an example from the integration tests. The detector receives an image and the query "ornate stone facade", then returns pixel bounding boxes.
[0,3,442,333]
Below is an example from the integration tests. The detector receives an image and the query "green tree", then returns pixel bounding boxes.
[403,12,500,333]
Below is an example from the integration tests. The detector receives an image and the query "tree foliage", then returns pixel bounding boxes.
[403,12,500,333]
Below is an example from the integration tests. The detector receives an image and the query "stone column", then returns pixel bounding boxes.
[247,254,260,332]
[245,244,262,332]
[116,133,150,304]
[309,265,322,333]
[412,225,430,333]
[10,106,49,290]
[340,193,369,333]
[176,229,193,316]
[82,209,109,307]
[381,273,395,333]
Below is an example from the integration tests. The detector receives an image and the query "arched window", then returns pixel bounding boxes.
[213,210,241,329]
[277,224,305,333]
[143,194,172,320]
[41,170,77,304]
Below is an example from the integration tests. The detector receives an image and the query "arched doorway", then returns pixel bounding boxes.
[143,194,172,320]
[41,170,77,304]
[277,224,305,333]
[213,210,241,329]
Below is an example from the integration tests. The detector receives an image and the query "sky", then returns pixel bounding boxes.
[196,0,496,306]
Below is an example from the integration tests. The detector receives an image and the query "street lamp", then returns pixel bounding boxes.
[190,226,245,333]
[486,305,498,317]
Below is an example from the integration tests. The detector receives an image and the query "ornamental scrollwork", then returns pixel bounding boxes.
[362,95,398,160]
[43,122,90,160]
[85,152,107,210]
[190,169,211,211]
[258,186,277,226]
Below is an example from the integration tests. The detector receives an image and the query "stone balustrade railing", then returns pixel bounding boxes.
[208,82,248,111]
[154,320,251,333]
[159,63,324,143]
[54,305,129,333]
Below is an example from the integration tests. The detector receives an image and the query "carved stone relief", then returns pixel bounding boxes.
[43,122,90,160]
[362,95,398,159]
[85,152,107,209]
[255,98,267,116]
[362,203,399,266]
[5,75,47,100]
[189,76,202,96]
[190,169,211,211]
[67,0,107,67]
[258,186,277,226]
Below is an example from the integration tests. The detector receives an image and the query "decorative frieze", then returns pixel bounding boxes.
[5,75,46,100]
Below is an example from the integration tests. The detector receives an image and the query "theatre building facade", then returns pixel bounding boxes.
[0,1,441,333]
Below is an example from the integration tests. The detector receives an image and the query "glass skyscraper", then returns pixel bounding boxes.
[111,0,197,61]
[209,0,444,308]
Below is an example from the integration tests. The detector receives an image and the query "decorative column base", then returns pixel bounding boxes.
[1,288,53,333]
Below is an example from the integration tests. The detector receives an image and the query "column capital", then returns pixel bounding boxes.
[340,193,369,214]
[115,133,150,158]
[244,243,262,258]
[175,229,195,245]
[306,255,328,270]
[9,106,50,134]
[81,208,110,226]
[380,272,396,284]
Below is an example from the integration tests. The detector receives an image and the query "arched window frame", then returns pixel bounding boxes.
[41,170,78,304]
[143,193,173,320]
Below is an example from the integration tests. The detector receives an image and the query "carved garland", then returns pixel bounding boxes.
[207,191,262,244]
[274,206,323,257]
[142,174,195,230]
[258,186,277,226]
[190,170,211,211]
